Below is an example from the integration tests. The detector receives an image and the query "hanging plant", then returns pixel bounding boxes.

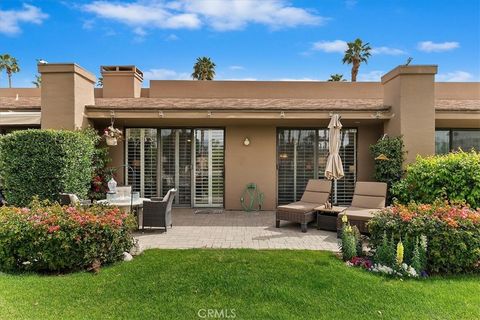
[104,125,122,146]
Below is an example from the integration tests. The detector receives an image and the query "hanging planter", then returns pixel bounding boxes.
[104,125,122,146]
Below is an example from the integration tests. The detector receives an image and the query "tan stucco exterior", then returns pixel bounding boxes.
[1,63,478,209]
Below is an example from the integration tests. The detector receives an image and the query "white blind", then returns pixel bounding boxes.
[277,128,357,206]
[126,128,158,198]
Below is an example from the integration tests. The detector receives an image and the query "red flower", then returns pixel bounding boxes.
[48,225,60,233]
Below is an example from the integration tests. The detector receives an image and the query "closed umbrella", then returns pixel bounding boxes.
[325,114,344,202]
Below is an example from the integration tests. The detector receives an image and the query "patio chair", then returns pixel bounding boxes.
[276,179,332,233]
[59,193,92,207]
[337,181,387,235]
[142,189,177,232]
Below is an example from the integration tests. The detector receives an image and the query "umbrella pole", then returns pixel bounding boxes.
[334,179,337,204]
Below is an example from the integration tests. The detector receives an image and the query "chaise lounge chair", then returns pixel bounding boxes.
[276,179,332,233]
[337,181,387,235]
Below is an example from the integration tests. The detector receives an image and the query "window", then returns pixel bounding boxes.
[435,129,480,154]
[277,128,357,206]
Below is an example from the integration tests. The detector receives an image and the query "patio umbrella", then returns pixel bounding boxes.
[325,114,344,180]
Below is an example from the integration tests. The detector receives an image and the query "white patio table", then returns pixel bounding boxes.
[96,197,150,228]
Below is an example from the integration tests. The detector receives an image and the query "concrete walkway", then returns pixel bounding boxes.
[134,208,339,252]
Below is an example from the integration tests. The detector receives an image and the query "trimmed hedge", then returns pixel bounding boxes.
[0,199,135,272]
[0,129,95,206]
[368,201,480,274]
[391,151,480,208]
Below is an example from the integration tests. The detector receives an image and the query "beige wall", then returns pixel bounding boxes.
[356,124,383,181]
[382,65,437,163]
[225,125,277,210]
[150,81,383,99]
[39,64,95,130]
[435,83,480,99]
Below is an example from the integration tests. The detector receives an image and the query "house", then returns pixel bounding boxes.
[0,63,479,210]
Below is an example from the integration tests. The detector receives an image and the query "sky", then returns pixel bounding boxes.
[1,0,480,87]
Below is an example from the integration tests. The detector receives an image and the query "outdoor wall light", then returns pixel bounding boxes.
[280,112,285,118]
[243,137,251,146]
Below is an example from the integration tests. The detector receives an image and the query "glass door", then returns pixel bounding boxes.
[193,129,224,207]
[159,129,192,206]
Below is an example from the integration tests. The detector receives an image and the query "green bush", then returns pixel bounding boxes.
[369,136,405,203]
[392,151,480,208]
[0,199,135,272]
[0,129,95,206]
[368,201,480,274]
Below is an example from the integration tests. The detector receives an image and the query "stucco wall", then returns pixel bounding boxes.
[356,124,383,181]
[225,125,277,210]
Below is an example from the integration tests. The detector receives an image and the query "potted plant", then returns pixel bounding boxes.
[104,126,122,146]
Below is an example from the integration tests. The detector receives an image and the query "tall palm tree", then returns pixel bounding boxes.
[32,74,41,88]
[342,39,371,82]
[191,57,216,80]
[0,54,20,88]
[97,76,103,87]
[328,74,346,82]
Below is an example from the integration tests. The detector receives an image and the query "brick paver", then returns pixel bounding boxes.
[135,209,339,252]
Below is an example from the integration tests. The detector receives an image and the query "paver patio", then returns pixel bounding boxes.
[134,208,339,251]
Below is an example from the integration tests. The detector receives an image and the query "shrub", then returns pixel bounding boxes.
[0,199,135,272]
[0,129,95,206]
[340,216,360,261]
[369,136,405,204]
[368,201,480,274]
[391,151,480,208]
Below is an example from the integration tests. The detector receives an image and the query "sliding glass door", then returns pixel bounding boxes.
[277,128,357,206]
[126,128,224,207]
[193,129,224,207]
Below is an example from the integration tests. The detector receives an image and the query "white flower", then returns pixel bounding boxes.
[22,261,31,265]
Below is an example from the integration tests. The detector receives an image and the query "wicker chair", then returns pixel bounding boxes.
[59,193,92,207]
[276,179,332,233]
[337,181,387,235]
[142,189,177,232]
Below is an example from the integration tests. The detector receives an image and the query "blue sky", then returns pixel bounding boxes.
[2,0,480,87]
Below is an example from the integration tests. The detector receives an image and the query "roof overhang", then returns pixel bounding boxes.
[85,108,394,120]
[0,111,41,125]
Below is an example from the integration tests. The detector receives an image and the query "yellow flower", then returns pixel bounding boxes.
[342,214,348,224]
[396,241,404,265]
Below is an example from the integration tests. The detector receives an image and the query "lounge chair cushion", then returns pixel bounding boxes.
[300,179,332,204]
[277,201,319,214]
[338,207,381,222]
[351,182,387,209]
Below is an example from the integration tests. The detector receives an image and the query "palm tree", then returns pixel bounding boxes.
[32,74,41,88]
[191,57,216,80]
[342,39,371,82]
[0,54,20,88]
[97,76,103,87]
[328,74,346,82]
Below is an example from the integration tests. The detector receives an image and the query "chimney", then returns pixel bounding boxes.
[38,63,95,130]
[101,65,143,98]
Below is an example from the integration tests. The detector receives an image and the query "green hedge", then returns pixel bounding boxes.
[0,199,135,272]
[391,151,480,208]
[0,129,95,206]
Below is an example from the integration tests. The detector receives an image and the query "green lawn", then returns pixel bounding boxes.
[0,250,479,320]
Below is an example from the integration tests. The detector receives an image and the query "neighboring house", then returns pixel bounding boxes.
[0,63,478,210]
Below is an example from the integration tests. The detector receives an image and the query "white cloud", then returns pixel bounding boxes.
[436,71,473,82]
[417,41,459,52]
[371,46,406,55]
[0,4,48,35]
[143,68,191,81]
[311,40,347,53]
[82,0,326,34]
[229,65,245,70]
[165,33,179,41]
[357,70,384,82]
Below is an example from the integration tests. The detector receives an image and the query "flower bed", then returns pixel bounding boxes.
[368,202,480,274]
[0,199,135,273]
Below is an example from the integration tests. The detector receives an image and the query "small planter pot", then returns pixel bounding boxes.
[106,136,118,146]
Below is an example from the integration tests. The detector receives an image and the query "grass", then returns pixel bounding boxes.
[0,250,479,320]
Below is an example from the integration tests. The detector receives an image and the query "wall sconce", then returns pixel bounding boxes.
[243,137,251,146]
[280,112,285,119]
[207,111,212,117]
[375,154,390,161]
[158,111,164,118]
